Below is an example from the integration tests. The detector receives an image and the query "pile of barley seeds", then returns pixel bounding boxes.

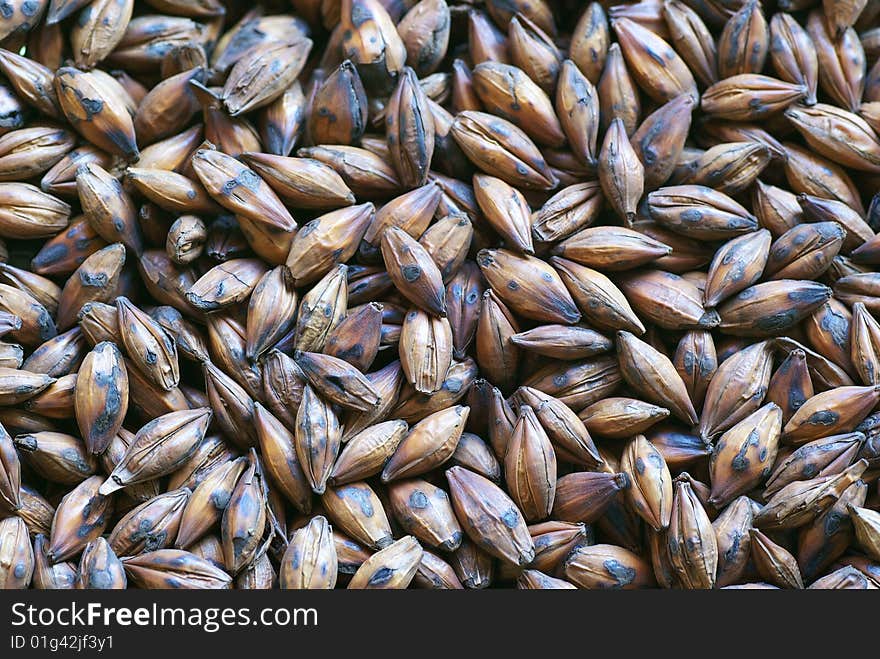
[0,0,879,590]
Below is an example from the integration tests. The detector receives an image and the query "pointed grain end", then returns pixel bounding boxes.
[98,477,124,496]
